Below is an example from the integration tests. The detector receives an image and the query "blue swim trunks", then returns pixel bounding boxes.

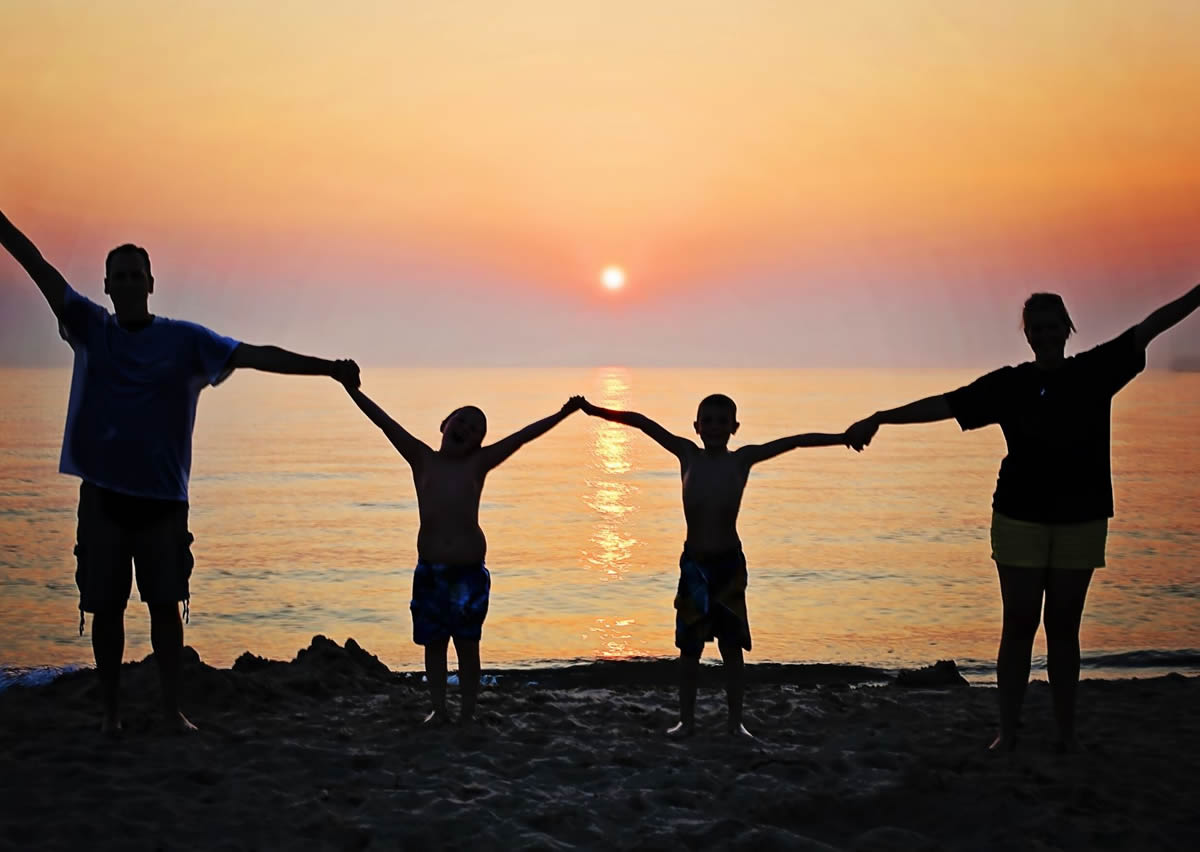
[410,560,491,646]
[674,548,751,656]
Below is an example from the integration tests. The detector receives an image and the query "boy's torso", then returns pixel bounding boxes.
[680,450,748,559]
[413,452,487,565]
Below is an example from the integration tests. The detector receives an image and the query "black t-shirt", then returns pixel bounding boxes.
[945,329,1146,523]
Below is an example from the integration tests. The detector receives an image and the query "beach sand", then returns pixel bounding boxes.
[2,636,1197,851]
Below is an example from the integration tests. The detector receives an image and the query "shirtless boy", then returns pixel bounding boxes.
[342,385,582,724]
[580,394,857,736]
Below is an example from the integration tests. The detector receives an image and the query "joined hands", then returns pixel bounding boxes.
[562,395,585,415]
[844,416,879,452]
[331,359,361,390]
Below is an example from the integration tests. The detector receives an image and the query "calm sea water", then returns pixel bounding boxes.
[1,367,1198,682]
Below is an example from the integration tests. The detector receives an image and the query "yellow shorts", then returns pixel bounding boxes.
[990,511,1107,571]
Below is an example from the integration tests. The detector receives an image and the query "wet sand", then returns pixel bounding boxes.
[2,636,1197,851]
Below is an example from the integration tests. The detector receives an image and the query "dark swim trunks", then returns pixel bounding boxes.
[410,560,491,645]
[674,548,751,656]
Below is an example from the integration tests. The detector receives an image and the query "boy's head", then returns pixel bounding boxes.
[104,244,154,303]
[439,405,487,456]
[694,394,738,450]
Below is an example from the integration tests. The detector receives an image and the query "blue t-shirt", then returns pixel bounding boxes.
[58,285,241,502]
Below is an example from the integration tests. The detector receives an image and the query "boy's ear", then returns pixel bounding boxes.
[693,419,701,434]
[731,420,739,434]
[147,275,155,294]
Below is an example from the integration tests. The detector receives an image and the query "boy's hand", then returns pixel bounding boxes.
[845,416,878,452]
[331,359,361,389]
[562,395,585,414]
[577,396,597,415]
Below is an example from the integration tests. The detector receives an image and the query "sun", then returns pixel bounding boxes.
[601,265,625,291]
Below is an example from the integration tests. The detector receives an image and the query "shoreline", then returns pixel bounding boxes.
[4,636,1199,849]
[5,642,1199,694]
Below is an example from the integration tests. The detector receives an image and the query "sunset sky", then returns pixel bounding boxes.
[2,0,1198,366]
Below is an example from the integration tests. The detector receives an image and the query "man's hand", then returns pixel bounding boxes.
[845,416,879,452]
[331,359,361,389]
[578,396,597,416]
[562,395,585,414]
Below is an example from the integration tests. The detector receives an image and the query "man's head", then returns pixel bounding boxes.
[439,405,488,456]
[694,394,738,450]
[104,244,154,303]
[1022,292,1075,362]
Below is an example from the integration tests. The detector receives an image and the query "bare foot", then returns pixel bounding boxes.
[988,733,1017,752]
[666,720,695,738]
[728,723,755,739]
[171,711,199,734]
[423,708,453,726]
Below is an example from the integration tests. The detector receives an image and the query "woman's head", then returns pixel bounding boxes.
[1022,292,1075,362]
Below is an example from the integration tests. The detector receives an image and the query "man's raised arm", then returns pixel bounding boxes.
[0,210,67,317]
[579,397,694,459]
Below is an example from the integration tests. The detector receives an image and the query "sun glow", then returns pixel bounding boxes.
[601,266,625,291]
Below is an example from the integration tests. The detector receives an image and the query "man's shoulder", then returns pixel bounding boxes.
[154,315,221,336]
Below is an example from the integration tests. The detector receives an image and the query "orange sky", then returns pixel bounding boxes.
[2,1,1198,365]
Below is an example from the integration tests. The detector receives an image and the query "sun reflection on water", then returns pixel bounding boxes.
[583,369,639,581]
[588,616,648,658]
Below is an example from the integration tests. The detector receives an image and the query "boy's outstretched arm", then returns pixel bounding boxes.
[0,210,67,317]
[229,345,360,385]
[477,396,582,470]
[343,384,432,466]
[737,432,852,466]
[579,397,694,459]
[845,395,954,449]
[1133,283,1200,349]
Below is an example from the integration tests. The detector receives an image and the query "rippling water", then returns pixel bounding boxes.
[1,367,1197,680]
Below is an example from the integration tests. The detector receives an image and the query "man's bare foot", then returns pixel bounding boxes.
[423,708,453,726]
[666,720,695,738]
[988,733,1017,752]
[170,711,199,734]
[728,722,755,739]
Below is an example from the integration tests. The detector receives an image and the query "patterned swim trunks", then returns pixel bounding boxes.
[674,548,752,656]
[410,560,491,645]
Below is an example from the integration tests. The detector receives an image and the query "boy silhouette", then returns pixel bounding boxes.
[580,393,859,737]
[342,384,582,724]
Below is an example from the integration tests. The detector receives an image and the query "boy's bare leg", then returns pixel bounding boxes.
[453,637,481,724]
[667,652,700,736]
[991,565,1045,751]
[423,638,452,724]
[718,639,751,737]
[91,607,125,734]
[1043,569,1093,752]
[149,602,197,732]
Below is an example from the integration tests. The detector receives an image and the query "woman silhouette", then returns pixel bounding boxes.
[847,284,1200,751]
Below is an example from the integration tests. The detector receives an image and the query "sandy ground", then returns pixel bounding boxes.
[1,636,1197,851]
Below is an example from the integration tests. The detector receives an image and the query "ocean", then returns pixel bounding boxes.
[2,366,1198,685]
